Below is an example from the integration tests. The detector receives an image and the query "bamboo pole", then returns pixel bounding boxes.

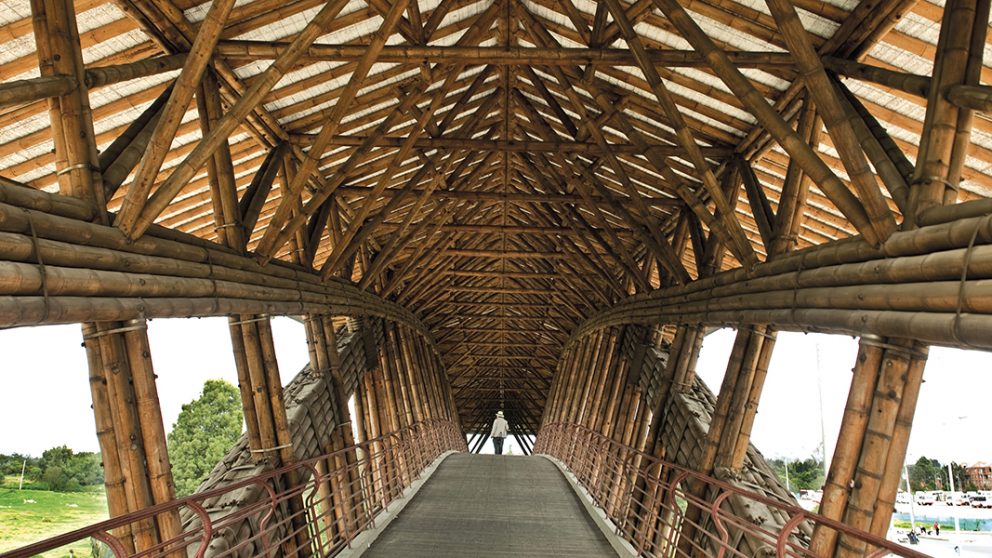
[119,0,353,240]
[80,322,135,555]
[767,0,895,241]
[33,0,106,212]
[115,0,235,233]
[908,0,981,224]
[123,320,183,555]
[254,0,413,262]
[838,339,919,557]
[94,322,159,552]
[809,337,885,556]
[648,0,880,246]
[214,40,796,67]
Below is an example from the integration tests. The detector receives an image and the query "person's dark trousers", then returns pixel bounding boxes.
[493,436,504,455]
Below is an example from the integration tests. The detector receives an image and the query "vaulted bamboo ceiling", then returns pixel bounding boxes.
[1,0,990,430]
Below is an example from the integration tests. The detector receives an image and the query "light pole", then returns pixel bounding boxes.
[938,415,967,534]
[948,461,961,533]
[904,464,917,533]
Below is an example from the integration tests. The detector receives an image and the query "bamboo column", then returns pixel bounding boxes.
[81,321,182,554]
[34,0,182,552]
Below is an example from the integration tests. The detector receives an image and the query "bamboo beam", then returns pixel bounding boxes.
[115,0,236,236]
[908,0,985,224]
[649,0,881,246]
[766,0,896,241]
[117,0,352,240]
[254,0,412,262]
[98,83,174,199]
[0,54,186,107]
[602,0,758,266]
[214,41,796,68]
[290,134,732,156]
[315,4,501,276]
[197,70,245,251]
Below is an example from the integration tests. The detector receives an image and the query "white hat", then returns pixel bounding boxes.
[496,411,504,417]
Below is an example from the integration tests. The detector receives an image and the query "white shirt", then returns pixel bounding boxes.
[491,417,508,438]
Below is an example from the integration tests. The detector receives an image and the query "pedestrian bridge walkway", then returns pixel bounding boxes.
[362,454,620,557]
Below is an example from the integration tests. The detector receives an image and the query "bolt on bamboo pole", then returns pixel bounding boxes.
[123,320,183,555]
[836,340,927,557]
[81,323,135,555]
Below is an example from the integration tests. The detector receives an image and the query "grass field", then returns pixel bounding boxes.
[0,480,108,557]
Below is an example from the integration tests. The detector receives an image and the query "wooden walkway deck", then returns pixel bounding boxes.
[363,453,619,557]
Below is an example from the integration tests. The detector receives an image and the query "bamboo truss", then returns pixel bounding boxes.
[2,0,992,551]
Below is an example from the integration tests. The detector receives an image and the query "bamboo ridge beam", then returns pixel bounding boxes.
[333,185,682,206]
[215,40,796,68]
[288,134,733,156]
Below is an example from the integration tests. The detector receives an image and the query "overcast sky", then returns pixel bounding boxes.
[0,320,989,465]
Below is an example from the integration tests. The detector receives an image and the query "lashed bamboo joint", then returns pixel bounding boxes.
[1,0,990,555]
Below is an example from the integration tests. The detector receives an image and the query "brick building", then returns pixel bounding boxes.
[965,462,992,490]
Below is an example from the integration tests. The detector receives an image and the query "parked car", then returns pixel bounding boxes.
[970,495,991,508]
[948,492,970,506]
[915,492,936,506]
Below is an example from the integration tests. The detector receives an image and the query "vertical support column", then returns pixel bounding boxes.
[227,314,309,557]
[82,321,182,554]
[36,1,180,550]
[808,336,929,557]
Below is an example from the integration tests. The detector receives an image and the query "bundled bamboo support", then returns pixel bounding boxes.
[81,321,182,555]
[0,190,433,338]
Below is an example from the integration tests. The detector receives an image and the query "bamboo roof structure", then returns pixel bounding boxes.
[1,0,990,432]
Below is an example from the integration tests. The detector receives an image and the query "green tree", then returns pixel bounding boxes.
[167,379,244,497]
[770,456,825,491]
[908,456,945,491]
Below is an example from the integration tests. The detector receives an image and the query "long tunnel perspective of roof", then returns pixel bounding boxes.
[1,0,991,434]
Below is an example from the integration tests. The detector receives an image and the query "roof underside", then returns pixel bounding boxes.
[1,0,990,433]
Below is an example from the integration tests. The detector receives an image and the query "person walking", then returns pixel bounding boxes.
[934,522,940,536]
[491,411,508,455]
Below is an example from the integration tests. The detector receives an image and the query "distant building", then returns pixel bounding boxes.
[965,462,992,490]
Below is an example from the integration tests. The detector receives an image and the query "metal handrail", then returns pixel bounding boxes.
[0,420,467,558]
[535,422,930,558]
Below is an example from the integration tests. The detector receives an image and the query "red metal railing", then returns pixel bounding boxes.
[536,422,929,558]
[0,420,466,558]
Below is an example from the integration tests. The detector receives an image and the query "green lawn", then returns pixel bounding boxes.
[0,480,108,557]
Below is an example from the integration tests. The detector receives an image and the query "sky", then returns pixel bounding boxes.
[0,320,990,466]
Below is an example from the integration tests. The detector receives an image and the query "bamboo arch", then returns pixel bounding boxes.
[0,182,436,344]
[564,213,992,351]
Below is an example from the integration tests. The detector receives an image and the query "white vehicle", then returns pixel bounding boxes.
[914,492,936,506]
[947,492,970,506]
[970,495,991,508]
